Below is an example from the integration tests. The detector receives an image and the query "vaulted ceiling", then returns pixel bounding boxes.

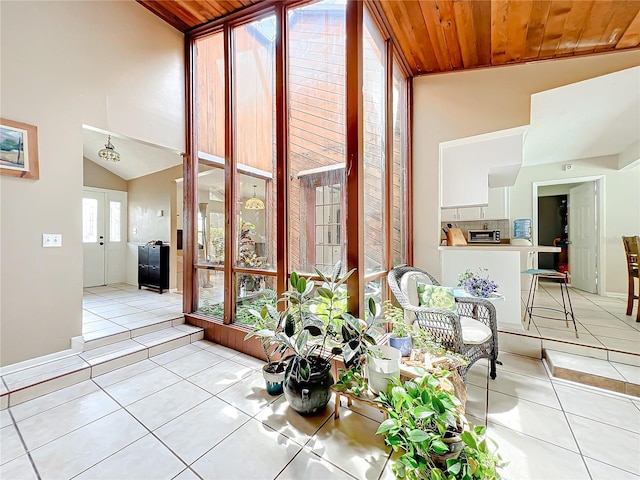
[137,0,640,76]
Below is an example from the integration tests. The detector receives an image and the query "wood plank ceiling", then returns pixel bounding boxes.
[138,0,640,76]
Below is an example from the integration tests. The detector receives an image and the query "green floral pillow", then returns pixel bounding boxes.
[416,283,457,312]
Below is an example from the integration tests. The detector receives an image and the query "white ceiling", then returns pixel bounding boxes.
[524,66,640,167]
[83,126,182,181]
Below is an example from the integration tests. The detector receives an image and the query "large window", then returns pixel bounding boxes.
[187,1,410,329]
[288,0,347,276]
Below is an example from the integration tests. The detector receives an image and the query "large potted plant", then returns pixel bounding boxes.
[376,371,504,479]
[244,303,287,395]
[257,262,378,415]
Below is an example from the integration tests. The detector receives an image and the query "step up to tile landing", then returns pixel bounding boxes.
[0,323,204,409]
[544,349,640,398]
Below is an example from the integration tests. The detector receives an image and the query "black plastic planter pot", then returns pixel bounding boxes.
[283,356,333,415]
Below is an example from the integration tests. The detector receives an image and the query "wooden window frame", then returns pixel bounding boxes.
[184,0,413,332]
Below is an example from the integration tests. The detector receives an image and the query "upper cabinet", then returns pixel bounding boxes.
[440,127,527,208]
[441,187,509,221]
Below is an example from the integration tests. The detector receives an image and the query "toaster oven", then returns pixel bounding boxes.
[467,229,501,244]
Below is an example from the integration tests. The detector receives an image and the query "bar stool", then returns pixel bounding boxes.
[522,268,578,337]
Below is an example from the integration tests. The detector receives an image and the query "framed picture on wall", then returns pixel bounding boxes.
[0,118,39,180]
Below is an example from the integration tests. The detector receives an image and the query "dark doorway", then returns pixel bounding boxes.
[538,195,568,270]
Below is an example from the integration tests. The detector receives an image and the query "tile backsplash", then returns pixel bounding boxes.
[440,220,510,241]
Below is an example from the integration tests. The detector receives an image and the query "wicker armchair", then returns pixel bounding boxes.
[388,265,499,380]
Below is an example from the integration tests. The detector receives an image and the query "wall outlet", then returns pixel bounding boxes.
[43,233,62,247]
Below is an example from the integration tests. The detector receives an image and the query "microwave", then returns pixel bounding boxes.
[468,229,501,244]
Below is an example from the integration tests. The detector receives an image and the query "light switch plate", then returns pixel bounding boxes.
[43,233,62,247]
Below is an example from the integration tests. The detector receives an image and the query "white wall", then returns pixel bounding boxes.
[413,50,640,288]
[512,156,640,295]
[0,1,185,366]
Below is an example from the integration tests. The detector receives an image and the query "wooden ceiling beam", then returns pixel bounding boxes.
[617,8,640,49]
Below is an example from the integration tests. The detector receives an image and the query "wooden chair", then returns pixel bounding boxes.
[622,236,639,322]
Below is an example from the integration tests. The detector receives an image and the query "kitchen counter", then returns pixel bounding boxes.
[439,245,560,253]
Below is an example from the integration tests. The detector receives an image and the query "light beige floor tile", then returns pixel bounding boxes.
[487,422,589,480]
[1,424,25,465]
[80,339,145,363]
[567,413,640,475]
[191,418,301,479]
[255,395,332,445]
[0,410,12,429]
[148,336,191,356]
[75,434,185,480]
[101,307,146,319]
[186,360,254,395]
[0,454,37,479]
[192,340,239,359]
[585,323,640,338]
[307,409,390,480]
[91,349,150,377]
[487,391,578,451]
[277,447,356,480]
[613,361,640,384]
[9,369,92,407]
[465,413,486,428]
[129,320,174,336]
[102,366,182,406]
[10,380,99,422]
[82,319,123,334]
[488,370,560,409]
[543,340,608,360]
[465,361,488,388]
[126,380,211,431]
[92,359,157,388]
[609,351,640,367]
[546,350,626,380]
[82,331,132,350]
[216,370,281,416]
[150,344,203,365]
[583,456,640,480]
[497,331,541,357]
[17,390,120,451]
[537,327,601,345]
[598,336,640,354]
[29,409,147,480]
[465,384,487,421]
[110,311,158,325]
[154,397,249,465]
[231,353,266,370]
[172,468,201,480]
[161,350,225,378]
[496,352,549,380]
[3,356,89,391]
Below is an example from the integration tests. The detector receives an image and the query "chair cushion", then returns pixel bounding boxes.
[417,283,457,313]
[400,272,435,307]
[460,316,492,344]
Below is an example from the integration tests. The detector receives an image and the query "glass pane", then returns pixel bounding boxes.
[235,274,277,326]
[392,56,408,266]
[82,198,98,243]
[365,277,384,321]
[109,201,121,242]
[196,163,225,317]
[195,32,225,159]
[233,16,277,324]
[363,10,386,275]
[197,269,225,317]
[288,0,347,276]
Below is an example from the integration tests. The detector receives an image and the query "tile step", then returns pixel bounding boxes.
[544,349,640,398]
[0,324,204,409]
[82,315,186,351]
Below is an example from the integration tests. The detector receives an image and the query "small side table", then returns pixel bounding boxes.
[330,386,388,420]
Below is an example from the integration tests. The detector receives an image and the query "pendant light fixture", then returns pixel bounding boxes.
[98,135,120,162]
[245,184,265,210]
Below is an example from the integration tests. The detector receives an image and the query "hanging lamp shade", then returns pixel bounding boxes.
[98,135,120,162]
[245,185,265,210]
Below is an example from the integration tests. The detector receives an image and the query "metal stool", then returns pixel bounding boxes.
[522,269,578,338]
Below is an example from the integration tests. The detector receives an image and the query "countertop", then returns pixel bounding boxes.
[439,245,560,253]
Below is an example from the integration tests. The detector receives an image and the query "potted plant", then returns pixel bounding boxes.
[376,371,504,479]
[384,300,413,357]
[244,303,287,395]
[259,261,378,415]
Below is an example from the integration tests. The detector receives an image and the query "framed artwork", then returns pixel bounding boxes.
[0,118,39,179]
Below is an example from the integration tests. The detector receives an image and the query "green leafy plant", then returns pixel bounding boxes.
[376,372,504,480]
[384,300,411,338]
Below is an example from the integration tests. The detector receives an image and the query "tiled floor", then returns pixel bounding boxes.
[521,280,640,357]
[83,284,184,342]
[1,342,639,480]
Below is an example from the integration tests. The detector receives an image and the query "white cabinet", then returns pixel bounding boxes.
[441,188,509,221]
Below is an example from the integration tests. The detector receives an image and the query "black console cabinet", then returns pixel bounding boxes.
[138,245,169,293]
